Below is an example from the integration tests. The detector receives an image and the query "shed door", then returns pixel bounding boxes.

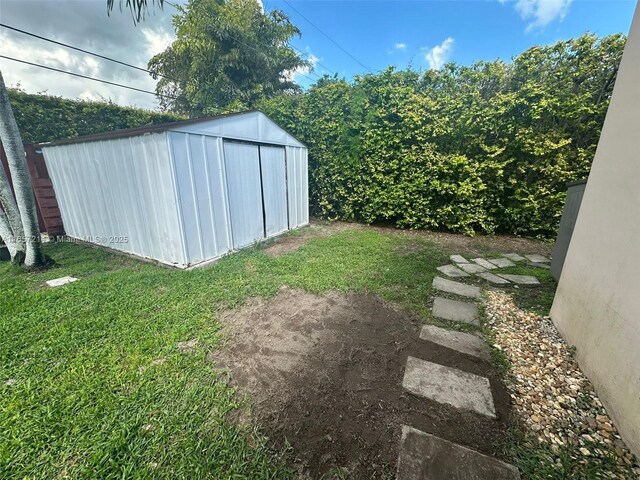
[259,146,288,236]
[223,142,265,249]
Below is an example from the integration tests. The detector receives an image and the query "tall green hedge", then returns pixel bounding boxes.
[8,89,183,145]
[258,33,625,237]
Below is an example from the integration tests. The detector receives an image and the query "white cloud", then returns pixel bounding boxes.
[287,47,320,83]
[395,42,407,51]
[510,0,573,31]
[424,37,454,70]
[141,27,175,57]
[0,0,177,110]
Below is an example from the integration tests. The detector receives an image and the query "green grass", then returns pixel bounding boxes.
[1,227,450,480]
[7,226,607,479]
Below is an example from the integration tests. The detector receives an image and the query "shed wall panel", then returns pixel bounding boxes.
[260,145,288,236]
[205,136,233,256]
[223,142,265,249]
[286,146,309,228]
[43,133,185,266]
[167,132,233,265]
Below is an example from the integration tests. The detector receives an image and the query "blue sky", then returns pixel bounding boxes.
[0,0,636,109]
[276,0,637,88]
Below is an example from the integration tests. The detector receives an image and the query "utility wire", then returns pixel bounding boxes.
[288,43,336,77]
[0,23,173,82]
[281,0,371,73]
[0,55,177,99]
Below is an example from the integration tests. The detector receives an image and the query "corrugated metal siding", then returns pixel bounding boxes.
[260,146,288,236]
[223,141,265,249]
[167,132,233,264]
[43,133,185,266]
[287,146,309,228]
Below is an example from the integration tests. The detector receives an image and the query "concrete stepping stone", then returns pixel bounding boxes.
[432,276,481,299]
[497,274,541,285]
[472,258,497,270]
[528,262,550,269]
[432,297,479,326]
[502,253,526,262]
[46,276,79,287]
[402,356,496,418]
[487,258,516,268]
[450,254,468,264]
[458,263,487,274]
[525,254,550,263]
[436,264,470,278]
[420,325,491,361]
[477,272,510,285]
[397,426,521,480]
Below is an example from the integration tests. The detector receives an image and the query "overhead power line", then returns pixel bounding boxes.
[0,23,172,81]
[288,43,336,77]
[281,0,372,73]
[0,55,176,99]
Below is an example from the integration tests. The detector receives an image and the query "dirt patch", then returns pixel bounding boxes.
[261,234,313,257]
[211,288,512,479]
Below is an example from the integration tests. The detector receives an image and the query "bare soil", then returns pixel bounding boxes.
[212,288,512,479]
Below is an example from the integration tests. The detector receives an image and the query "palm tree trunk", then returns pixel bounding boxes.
[0,149,25,260]
[0,206,19,259]
[0,70,44,268]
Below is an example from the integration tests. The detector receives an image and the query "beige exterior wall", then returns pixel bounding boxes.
[550,4,640,457]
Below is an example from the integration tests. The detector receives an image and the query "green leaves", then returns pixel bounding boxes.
[260,33,625,237]
[7,88,183,144]
[148,0,307,114]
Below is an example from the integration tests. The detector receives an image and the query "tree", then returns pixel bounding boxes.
[148,0,308,115]
[107,0,165,25]
[0,70,45,268]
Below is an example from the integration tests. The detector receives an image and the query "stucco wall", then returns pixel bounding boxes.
[550,4,640,457]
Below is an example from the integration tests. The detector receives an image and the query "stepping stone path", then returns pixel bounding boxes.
[403,356,496,418]
[525,254,550,263]
[502,253,526,262]
[46,276,79,287]
[397,426,521,480]
[477,272,511,285]
[436,264,469,278]
[450,254,469,263]
[432,297,479,326]
[420,324,491,361]
[472,258,497,270]
[398,251,549,476]
[433,276,481,299]
[458,263,487,274]
[529,262,550,269]
[487,257,516,268]
[497,274,541,285]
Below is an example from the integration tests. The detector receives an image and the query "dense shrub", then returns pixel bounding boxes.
[259,33,625,237]
[7,89,183,144]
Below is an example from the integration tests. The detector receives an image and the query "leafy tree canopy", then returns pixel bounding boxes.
[149,0,308,115]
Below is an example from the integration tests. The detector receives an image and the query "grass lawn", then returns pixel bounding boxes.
[0,224,554,479]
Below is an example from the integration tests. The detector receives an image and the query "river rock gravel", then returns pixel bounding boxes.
[485,290,640,479]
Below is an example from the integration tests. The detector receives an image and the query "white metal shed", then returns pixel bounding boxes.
[41,111,309,268]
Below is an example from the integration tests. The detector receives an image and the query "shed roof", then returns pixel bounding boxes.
[38,110,305,148]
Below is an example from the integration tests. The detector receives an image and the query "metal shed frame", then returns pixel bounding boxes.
[40,111,309,268]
